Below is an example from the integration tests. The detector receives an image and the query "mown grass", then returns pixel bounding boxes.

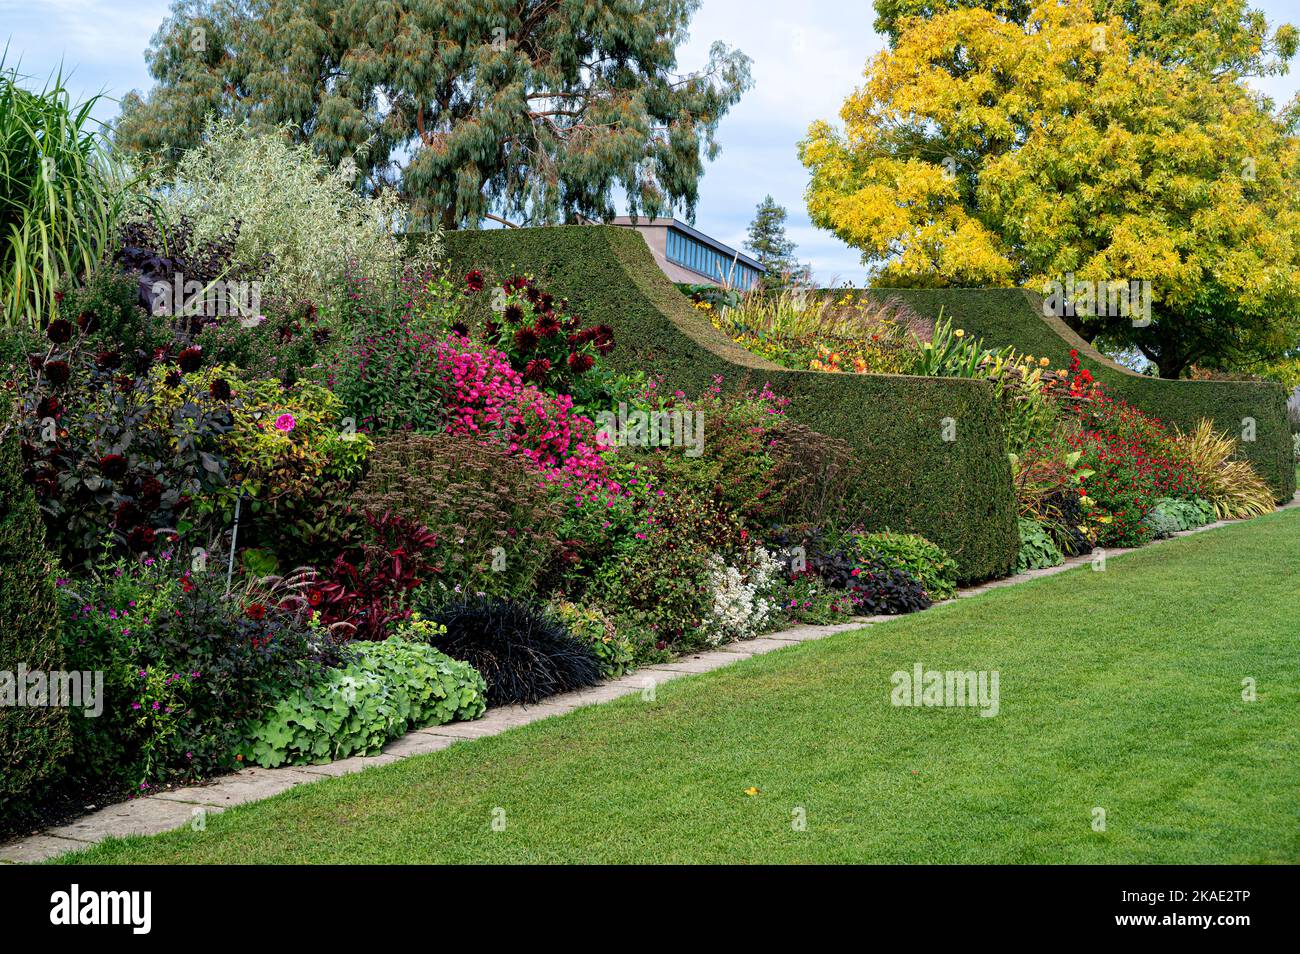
[58,508,1300,864]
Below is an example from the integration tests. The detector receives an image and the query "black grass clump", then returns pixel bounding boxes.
[427,597,603,706]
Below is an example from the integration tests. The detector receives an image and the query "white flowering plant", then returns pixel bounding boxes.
[703,547,783,645]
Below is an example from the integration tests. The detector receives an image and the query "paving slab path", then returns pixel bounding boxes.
[5,494,1296,864]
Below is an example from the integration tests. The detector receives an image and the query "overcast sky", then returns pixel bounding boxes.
[3,0,1299,284]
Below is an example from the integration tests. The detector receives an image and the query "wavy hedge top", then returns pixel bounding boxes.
[431,226,1019,582]
[866,288,1295,503]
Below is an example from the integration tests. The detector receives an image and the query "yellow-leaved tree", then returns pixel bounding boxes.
[801,0,1300,378]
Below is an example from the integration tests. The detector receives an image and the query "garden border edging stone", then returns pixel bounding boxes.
[3,492,1295,864]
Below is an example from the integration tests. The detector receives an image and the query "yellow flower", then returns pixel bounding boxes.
[1039,356,1050,367]
[954,329,965,338]
[744,786,760,796]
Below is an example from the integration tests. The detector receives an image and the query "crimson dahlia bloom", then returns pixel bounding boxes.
[513,327,540,353]
[567,352,594,373]
[524,357,551,383]
[43,360,71,386]
[47,318,74,344]
[177,345,203,374]
[98,453,129,481]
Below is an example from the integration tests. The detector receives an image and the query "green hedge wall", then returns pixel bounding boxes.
[0,407,70,830]
[867,288,1296,503]
[432,226,1019,582]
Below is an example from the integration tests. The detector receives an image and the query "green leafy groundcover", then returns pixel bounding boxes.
[1142,497,1215,539]
[851,530,959,601]
[1014,517,1064,573]
[863,288,1296,504]
[55,507,1300,864]
[432,226,1019,584]
[242,637,487,767]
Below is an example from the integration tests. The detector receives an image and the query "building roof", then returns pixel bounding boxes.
[609,215,766,273]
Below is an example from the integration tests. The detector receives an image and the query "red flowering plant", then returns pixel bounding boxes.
[1052,382,1205,547]
[473,274,616,411]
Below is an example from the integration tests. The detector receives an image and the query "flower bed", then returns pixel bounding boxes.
[0,154,1282,838]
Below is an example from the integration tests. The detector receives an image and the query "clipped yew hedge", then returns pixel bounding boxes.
[0,407,70,829]
[867,288,1296,503]
[431,226,1019,582]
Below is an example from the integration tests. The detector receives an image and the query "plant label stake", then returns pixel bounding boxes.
[225,489,244,596]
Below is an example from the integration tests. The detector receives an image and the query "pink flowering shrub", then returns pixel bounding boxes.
[435,334,615,494]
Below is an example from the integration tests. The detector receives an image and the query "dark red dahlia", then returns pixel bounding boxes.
[209,378,233,401]
[524,285,542,305]
[94,349,121,370]
[77,311,98,334]
[36,395,60,418]
[513,327,540,353]
[536,317,561,338]
[98,453,129,481]
[47,318,74,344]
[464,269,485,293]
[567,352,595,373]
[165,370,182,388]
[503,303,525,324]
[126,525,157,552]
[114,500,140,528]
[138,476,164,512]
[245,603,267,621]
[43,360,71,386]
[592,324,616,355]
[523,357,551,383]
[177,345,203,374]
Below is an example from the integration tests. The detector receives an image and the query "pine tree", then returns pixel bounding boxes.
[744,195,807,289]
[114,0,752,230]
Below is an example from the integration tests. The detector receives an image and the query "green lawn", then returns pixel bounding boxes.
[59,508,1300,864]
